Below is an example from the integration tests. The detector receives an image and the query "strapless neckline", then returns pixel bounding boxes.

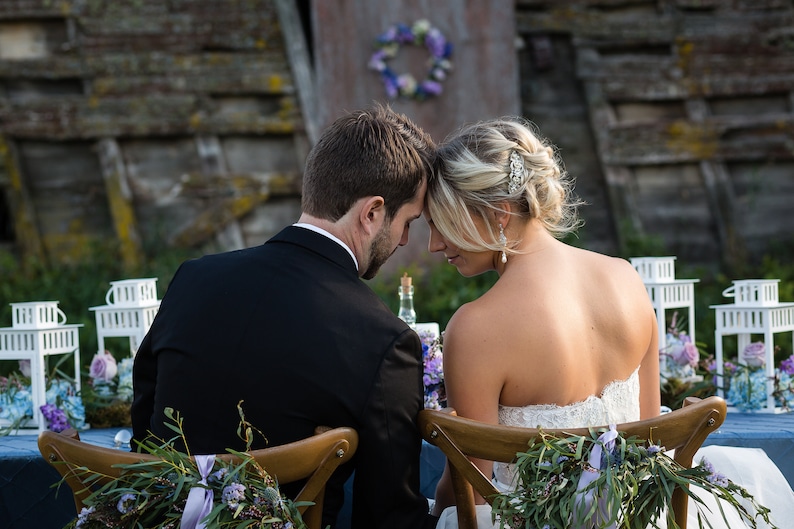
[494,367,641,490]
[498,366,641,428]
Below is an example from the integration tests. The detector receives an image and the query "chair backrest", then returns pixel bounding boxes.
[38,426,359,529]
[418,396,727,529]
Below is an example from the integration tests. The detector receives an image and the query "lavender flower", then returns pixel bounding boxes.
[780,355,794,375]
[117,493,136,514]
[420,80,443,96]
[222,482,246,509]
[700,457,729,487]
[383,75,399,99]
[211,467,228,482]
[424,28,447,58]
[40,403,69,432]
[75,506,95,528]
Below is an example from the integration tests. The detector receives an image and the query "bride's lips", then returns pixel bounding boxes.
[445,254,459,265]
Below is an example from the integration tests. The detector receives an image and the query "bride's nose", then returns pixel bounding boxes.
[427,225,446,253]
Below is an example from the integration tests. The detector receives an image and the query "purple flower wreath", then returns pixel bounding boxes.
[368,19,453,101]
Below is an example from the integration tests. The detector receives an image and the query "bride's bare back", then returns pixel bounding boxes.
[441,222,659,429]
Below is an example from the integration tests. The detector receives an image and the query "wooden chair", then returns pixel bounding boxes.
[38,426,358,529]
[418,396,727,529]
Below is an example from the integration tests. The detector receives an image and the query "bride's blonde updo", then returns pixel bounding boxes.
[427,116,583,255]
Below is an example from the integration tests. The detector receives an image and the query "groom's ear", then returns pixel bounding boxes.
[358,195,386,236]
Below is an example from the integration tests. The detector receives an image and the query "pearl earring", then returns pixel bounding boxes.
[499,223,507,264]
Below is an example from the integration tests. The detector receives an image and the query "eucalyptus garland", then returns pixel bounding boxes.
[63,406,306,529]
[490,427,777,529]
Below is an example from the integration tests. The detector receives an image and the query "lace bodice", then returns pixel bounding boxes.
[493,367,641,489]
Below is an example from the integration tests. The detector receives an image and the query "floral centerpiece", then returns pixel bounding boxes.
[419,327,445,410]
[715,342,794,412]
[491,426,777,529]
[65,405,306,529]
[659,312,702,382]
[0,359,85,434]
[82,350,134,428]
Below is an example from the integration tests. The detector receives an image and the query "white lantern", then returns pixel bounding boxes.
[712,279,794,413]
[90,278,160,357]
[0,301,82,433]
[630,257,700,381]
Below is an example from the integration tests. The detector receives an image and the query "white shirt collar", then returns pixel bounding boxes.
[293,223,359,270]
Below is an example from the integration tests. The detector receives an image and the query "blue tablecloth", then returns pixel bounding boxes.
[2,410,794,529]
[702,409,794,488]
[0,428,123,529]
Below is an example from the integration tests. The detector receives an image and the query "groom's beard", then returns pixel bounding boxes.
[362,223,396,280]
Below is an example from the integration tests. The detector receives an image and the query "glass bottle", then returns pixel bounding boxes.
[398,273,416,329]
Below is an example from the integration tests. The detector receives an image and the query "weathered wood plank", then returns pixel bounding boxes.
[195,135,245,250]
[0,95,300,139]
[632,163,721,263]
[274,0,318,145]
[0,52,294,97]
[97,139,142,268]
[0,0,76,19]
[581,80,645,249]
[64,1,282,52]
[168,171,300,248]
[0,135,44,260]
[601,115,794,165]
[518,9,794,43]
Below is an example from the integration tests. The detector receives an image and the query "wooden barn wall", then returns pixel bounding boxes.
[516,0,794,268]
[0,0,307,267]
[311,0,520,272]
[1,0,792,272]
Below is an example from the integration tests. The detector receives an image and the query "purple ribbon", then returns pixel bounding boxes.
[573,425,619,529]
[181,454,216,529]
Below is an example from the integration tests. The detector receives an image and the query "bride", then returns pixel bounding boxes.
[423,116,793,529]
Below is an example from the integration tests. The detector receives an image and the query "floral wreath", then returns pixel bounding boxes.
[368,19,453,101]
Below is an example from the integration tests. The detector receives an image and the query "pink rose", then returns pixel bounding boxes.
[669,334,699,367]
[741,342,766,368]
[90,351,118,383]
[18,359,31,378]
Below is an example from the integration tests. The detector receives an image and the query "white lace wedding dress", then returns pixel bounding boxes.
[435,368,793,529]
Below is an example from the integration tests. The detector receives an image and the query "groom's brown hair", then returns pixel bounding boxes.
[301,103,435,221]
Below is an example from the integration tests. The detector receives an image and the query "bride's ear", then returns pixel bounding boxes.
[494,202,512,229]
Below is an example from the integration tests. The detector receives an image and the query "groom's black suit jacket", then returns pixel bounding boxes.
[131,226,435,529]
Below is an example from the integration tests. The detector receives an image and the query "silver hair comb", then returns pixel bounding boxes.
[508,151,524,194]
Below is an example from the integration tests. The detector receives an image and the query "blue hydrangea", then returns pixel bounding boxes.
[116,357,134,401]
[1,376,85,431]
[727,369,768,411]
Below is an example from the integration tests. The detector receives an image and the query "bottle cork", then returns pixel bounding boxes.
[401,272,412,293]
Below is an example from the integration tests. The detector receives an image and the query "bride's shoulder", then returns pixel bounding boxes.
[572,250,646,289]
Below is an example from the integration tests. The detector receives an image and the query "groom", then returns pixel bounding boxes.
[131,104,438,529]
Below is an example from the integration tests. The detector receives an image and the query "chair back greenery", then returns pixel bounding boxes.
[491,426,776,529]
[45,404,311,529]
[419,398,778,529]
